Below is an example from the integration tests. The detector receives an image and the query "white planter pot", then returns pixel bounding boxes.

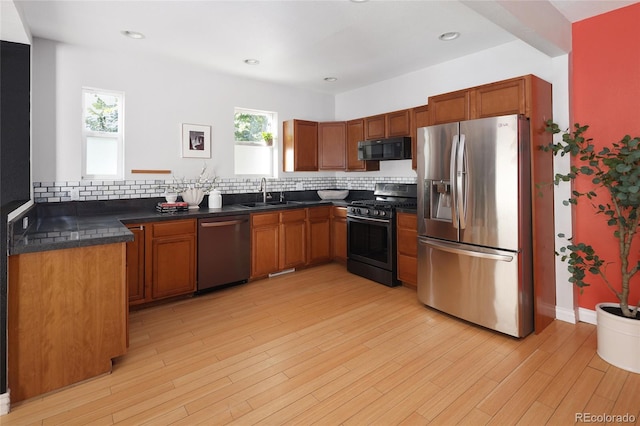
[596,302,640,373]
[181,188,204,209]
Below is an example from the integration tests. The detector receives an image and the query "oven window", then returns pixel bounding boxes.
[348,220,390,264]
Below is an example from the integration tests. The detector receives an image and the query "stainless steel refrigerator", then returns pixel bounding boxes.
[417,114,533,337]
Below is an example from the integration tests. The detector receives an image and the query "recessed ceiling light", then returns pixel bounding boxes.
[244,59,260,65]
[439,32,460,41]
[324,77,338,82]
[121,30,145,40]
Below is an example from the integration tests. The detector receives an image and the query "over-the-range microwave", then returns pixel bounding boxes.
[357,137,412,161]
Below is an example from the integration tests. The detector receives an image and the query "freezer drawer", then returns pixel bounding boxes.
[417,237,533,337]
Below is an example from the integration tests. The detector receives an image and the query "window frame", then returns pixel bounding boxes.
[233,107,278,177]
[81,87,125,180]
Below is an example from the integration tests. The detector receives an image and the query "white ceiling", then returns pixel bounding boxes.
[11,0,638,94]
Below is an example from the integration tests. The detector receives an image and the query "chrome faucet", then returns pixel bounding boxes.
[260,177,267,203]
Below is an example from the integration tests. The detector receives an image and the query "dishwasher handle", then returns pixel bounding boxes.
[200,218,248,228]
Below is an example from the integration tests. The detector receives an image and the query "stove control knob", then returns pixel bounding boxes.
[363,209,369,215]
[379,210,386,217]
[372,210,378,216]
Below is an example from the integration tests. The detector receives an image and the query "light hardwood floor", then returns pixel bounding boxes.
[4,263,640,425]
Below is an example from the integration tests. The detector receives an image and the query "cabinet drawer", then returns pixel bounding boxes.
[332,206,347,218]
[308,206,331,220]
[397,213,417,231]
[280,209,306,223]
[150,219,195,238]
[252,212,279,227]
[397,227,418,257]
[397,253,417,286]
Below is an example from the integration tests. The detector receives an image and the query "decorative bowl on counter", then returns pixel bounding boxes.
[317,190,349,200]
[181,188,205,209]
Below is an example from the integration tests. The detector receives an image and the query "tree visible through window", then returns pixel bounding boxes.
[82,88,124,179]
[234,107,277,176]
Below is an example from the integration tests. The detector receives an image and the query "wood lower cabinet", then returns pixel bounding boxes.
[8,243,128,402]
[148,220,197,299]
[283,119,318,171]
[318,121,346,170]
[126,219,197,306]
[126,224,146,304]
[251,212,280,278]
[396,212,417,288]
[331,206,347,263]
[279,209,307,270]
[308,206,332,265]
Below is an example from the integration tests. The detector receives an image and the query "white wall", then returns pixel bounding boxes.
[31,38,336,182]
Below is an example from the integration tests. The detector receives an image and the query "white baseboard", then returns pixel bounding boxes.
[0,391,10,415]
[555,306,578,324]
[578,307,597,325]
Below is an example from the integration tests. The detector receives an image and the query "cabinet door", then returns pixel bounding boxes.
[364,114,386,139]
[428,89,470,125]
[126,224,146,305]
[147,220,196,300]
[346,119,379,171]
[308,206,332,265]
[318,121,346,170]
[473,77,526,119]
[283,119,318,171]
[396,212,417,287]
[411,105,429,170]
[279,210,307,269]
[386,109,411,137]
[331,207,347,263]
[251,213,280,278]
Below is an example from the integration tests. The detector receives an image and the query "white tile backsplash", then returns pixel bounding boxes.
[33,176,417,203]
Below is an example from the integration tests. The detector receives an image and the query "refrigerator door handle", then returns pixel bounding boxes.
[456,134,467,229]
[418,237,514,262]
[450,134,459,228]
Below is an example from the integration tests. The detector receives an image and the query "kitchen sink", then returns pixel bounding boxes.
[238,201,302,208]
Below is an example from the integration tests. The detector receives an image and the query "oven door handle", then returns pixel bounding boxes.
[347,214,391,224]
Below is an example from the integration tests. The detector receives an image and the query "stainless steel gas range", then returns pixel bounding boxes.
[346,183,417,287]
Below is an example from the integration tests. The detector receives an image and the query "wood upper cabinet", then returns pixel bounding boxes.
[411,104,429,170]
[318,121,346,170]
[307,206,332,265]
[346,119,379,171]
[283,119,318,171]
[126,224,146,305]
[279,209,307,270]
[331,206,347,263]
[147,219,197,300]
[386,108,411,137]
[428,89,470,125]
[364,114,386,139]
[474,77,527,119]
[251,212,280,278]
[396,212,417,288]
[428,75,536,125]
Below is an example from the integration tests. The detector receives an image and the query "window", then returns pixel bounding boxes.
[82,88,124,180]
[234,107,277,176]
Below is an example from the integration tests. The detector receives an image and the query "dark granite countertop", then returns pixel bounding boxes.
[9,190,371,255]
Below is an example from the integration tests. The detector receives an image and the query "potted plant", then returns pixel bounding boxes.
[545,120,639,373]
[261,131,273,146]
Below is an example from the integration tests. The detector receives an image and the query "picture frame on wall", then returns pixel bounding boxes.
[181,123,211,158]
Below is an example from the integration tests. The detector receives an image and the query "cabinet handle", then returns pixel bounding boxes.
[200,219,247,228]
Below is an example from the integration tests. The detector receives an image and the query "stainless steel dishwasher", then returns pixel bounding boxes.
[197,215,250,292]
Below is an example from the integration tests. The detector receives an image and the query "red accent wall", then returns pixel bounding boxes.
[572,3,640,310]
